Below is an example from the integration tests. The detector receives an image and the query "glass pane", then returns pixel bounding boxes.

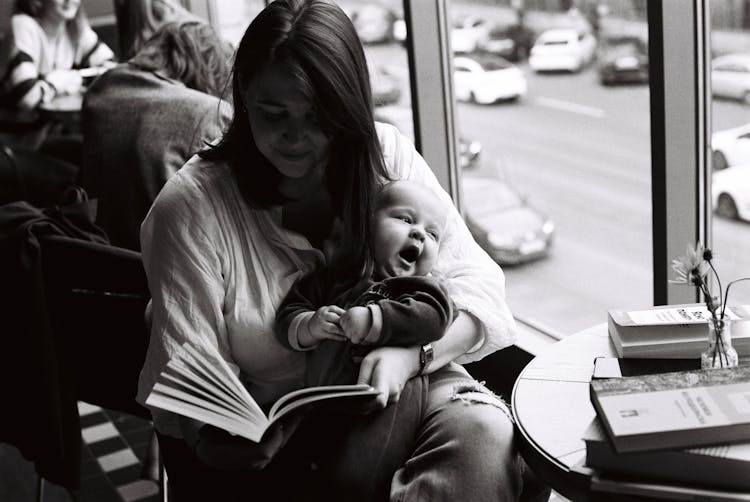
[339,1,414,141]
[448,0,652,337]
[709,1,750,310]
[212,0,267,46]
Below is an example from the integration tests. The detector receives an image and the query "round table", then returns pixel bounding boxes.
[512,323,615,501]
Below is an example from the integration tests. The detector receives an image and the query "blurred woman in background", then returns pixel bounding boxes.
[0,0,114,110]
[81,20,233,251]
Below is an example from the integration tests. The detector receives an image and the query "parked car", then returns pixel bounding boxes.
[712,165,750,221]
[711,122,750,170]
[529,28,597,73]
[369,64,401,106]
[477,23,535,62]
[711,53,750,105]
[450,15,491,54]
[458,137,482,168]
[453,54,527,104]
[596,35,649,85]
[373,106,481,168]
[462,174,554,265]
[344,3,398,44]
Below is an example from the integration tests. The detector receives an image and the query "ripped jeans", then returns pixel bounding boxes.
[328,362,523,502]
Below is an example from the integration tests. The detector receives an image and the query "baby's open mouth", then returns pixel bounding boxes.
[399,245,420,264]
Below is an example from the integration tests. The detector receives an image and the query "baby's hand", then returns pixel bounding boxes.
[307,305,346,342]
[340,306,372,344]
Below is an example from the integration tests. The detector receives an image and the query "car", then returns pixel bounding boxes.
[711,53,750,105]
[596,35,649,85]
[529,28,597,73]
[450,15,491,54]
[453,54,527,104]
[369,64,401,106]
[477,23,535,62]
[711,122,750,170]
[462,174,554,265]
[712,165,750,221]
[344,3,398,44]
[373,106,482,169]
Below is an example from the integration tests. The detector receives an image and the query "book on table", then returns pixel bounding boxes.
[589,365,750,453]
[587,470,750,502]
[607,303,750,358]
[583,417,750,491]
[145,338,380,443]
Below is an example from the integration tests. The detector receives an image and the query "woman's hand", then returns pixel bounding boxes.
[356,346,420,409]
[43,69,83,96]
[193,414,304,470]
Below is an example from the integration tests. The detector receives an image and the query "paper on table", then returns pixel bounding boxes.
[627,305,741,325]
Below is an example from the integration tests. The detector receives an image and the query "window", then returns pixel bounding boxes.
[709,0,750,309]
[444,0,653,338]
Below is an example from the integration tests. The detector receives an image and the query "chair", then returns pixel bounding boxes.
[37,234,165,500]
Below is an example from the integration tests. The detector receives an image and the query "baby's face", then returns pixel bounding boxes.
[371,181,447,279]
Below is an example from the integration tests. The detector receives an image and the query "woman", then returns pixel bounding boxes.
[137,1,522,500]
[1,0,114,109]
[81,20,233,251]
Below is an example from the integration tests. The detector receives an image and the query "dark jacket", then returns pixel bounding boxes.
[277,270,454,387]
[0,198,108,488]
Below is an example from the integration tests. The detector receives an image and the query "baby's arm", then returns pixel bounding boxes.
[340,276,454,347]
[275,269,347,350]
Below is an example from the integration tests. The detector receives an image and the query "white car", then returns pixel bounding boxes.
[453,54,527,104]
[529,28,597,73]
[711,53,750,105]
[450,15,491,54]
[711,122,750,170]
[712,165,750,221]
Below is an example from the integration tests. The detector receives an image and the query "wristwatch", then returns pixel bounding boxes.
[419,343,434,375]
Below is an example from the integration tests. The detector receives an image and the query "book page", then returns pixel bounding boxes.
[269,384,376,417]
[268,387,380,426]
[627,305,742,325]
[147,385,262,442]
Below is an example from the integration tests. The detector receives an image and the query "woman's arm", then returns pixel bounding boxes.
[376,122,518,363]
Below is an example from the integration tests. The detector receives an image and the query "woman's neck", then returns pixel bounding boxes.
[39,16,65,42]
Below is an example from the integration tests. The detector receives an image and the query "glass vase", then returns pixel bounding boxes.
[700,319,739,369]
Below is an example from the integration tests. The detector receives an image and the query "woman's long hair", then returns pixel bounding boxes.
[129,21,234,99]
[201,0,391,277]
[115,0,196,58]
[15,0,89,56]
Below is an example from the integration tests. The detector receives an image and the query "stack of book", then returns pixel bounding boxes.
[585,364,750,500]
[608,303,750,358]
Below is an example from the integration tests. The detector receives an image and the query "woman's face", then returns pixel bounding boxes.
[243,62,331,181]
[44,0,80,22]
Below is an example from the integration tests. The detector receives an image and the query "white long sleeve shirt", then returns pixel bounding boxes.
[136,122,517,436]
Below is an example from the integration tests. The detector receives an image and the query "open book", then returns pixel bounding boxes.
[145,338,380,443]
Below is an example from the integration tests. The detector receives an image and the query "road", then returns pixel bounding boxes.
[367,42,750,336]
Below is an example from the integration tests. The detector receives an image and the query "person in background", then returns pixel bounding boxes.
[0,1,14,79]
[81,20,233,251]
[276,179,454,389]
[113,0,196,58]
[136,1,522,501]
[0,0,114,110]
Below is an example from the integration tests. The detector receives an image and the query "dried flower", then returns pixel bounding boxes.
[671,243,750,367]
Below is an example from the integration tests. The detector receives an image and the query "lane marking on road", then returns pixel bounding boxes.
[534,96,605,118]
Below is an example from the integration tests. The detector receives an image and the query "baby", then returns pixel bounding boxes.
[276,179,454,386]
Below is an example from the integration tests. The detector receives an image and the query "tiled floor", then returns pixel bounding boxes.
[0,402,161,502]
